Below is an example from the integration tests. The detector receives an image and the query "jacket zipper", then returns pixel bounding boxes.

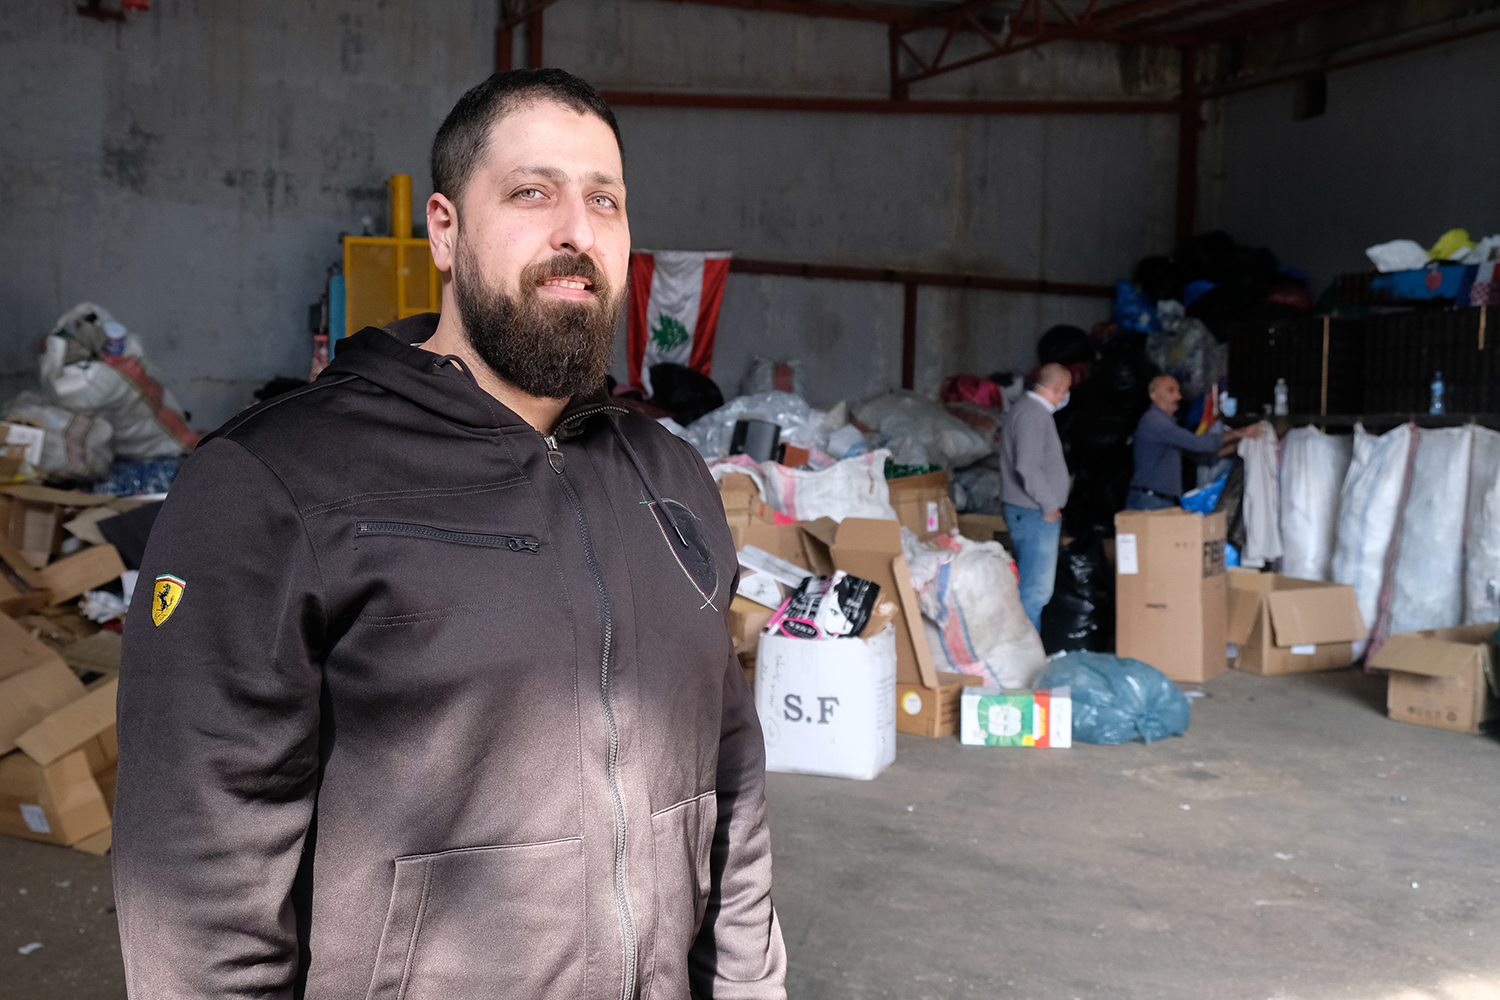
[544,428,638,1000]
[354,520,539,553]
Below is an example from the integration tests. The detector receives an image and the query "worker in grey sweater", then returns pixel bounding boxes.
[998,362,1072,632]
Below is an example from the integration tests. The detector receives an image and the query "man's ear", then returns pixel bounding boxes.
[427,192,458,274]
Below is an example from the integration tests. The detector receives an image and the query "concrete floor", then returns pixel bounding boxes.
[3,667,1497,999]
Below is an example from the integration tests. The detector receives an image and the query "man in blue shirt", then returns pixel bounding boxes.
[1127,375,1259,511]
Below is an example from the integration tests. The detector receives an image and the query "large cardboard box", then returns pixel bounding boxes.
[0,614,117,852]
[719,473,778,545]
[1114,509,1228,683]
[1226,570,1368,674]
[756,628,897,780]
[1370,624,1500,734]
[887,471,958,542]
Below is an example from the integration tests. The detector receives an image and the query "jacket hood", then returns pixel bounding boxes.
[320,313,617,434]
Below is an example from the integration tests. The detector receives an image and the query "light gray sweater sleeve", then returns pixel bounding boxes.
[1012,405,1071,514]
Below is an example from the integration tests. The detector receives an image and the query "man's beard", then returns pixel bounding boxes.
[452,233,622,400]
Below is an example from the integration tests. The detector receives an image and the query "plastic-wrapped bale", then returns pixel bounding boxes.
[853,391,991,470]
[4,390,114,482]
[1386,426,1472,636]
[902,529,1047,689]
[1463,427,1500,625]
[41,303,198,460]
[1035,651,1190,744]
[1332,423,1415,629]
[1279,427,1353,582]
[708,449,897,523]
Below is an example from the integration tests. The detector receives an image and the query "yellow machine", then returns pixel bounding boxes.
[341,174,441,337]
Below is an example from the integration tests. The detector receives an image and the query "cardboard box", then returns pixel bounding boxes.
[1225,570,1367,674]
[888,471,958,542]
[960,686,1072,747]
[896,674,983,738]
[733,517,953,736]
[0,616,117,851]
[1114,508,1229,683]
[37,544,126,605]
[956,513,1008,544]
[755,628,897,780]
[1370,624,1500,734]
[719,473,778,542]
[0,422,45,479]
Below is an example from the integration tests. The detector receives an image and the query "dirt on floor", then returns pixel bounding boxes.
[2,667,1497,999]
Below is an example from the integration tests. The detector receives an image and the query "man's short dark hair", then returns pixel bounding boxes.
[430,68,623,207]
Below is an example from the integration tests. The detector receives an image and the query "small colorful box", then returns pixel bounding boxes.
[960,686,1072,748]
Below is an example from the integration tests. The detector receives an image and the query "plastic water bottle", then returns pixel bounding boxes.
[102,321,127,357]
[1273,378,1289,416]
[1430,371,1445,415]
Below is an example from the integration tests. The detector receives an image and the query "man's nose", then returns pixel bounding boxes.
[550,194,596,257]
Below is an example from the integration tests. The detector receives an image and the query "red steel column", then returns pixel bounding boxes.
[528,9,545,67]
[901,282,918,390]
[496,26,513,71]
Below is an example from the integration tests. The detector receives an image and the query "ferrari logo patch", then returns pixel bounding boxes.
[151,575,185,627]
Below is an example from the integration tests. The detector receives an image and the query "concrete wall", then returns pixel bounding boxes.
[2,0,1181,432]
[549,0,1179,406]
[1201,28,1500,292]
[0,0,492,432]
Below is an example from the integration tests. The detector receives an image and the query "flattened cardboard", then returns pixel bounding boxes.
[63,506,124,547]
[0,615,85,756]
[16,677,119,767]
[0,485,116,507]
[37,544,125,605]
[0,747,111,847]
[1372,624,1499,734]
[1114,509,1228,683]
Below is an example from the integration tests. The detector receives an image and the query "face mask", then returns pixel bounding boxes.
[1055,393,1070,411]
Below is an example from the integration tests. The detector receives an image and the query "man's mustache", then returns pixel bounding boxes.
[525,253,606,292]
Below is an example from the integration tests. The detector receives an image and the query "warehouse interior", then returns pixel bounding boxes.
[2,1,1499,998]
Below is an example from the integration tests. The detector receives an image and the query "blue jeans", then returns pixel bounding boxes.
[1125,488,1177,511]
[1003,503,1061,634]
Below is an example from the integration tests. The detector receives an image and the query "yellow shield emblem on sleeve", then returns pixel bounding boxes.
[151,575,186,627]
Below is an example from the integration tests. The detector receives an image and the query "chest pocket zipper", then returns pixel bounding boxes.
[355,520,540,553]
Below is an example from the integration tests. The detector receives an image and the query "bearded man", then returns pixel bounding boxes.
[112,69,786,1000]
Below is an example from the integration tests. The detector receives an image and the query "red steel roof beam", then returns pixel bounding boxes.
[1190,0,1374,41]
[651,0,910,22]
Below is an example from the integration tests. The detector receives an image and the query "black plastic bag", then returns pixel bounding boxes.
[1037,324,1094,367]
[1040,534,1115,655]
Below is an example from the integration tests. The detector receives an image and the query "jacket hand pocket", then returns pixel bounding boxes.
[646,791,717,1000]
[366,838,585,1000]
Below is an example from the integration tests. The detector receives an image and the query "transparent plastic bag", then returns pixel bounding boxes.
[853,391,991,470]
[1035,651,1190,745]
[684,391,829,461]
[1279,427,1353,582]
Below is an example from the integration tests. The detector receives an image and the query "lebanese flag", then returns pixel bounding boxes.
[627,250,732,396]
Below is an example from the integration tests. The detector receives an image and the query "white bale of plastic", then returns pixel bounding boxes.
[41,303,196,460]
[684,391,828,461]
[1387,426,1473,635]
[854,391,991,470]
[902,528,1047,689]
[709,449,898,523]
[4,391,114,481]
[1332,423,1414,628]
[1462,427,1500,625]
[1279,427,1353,582]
